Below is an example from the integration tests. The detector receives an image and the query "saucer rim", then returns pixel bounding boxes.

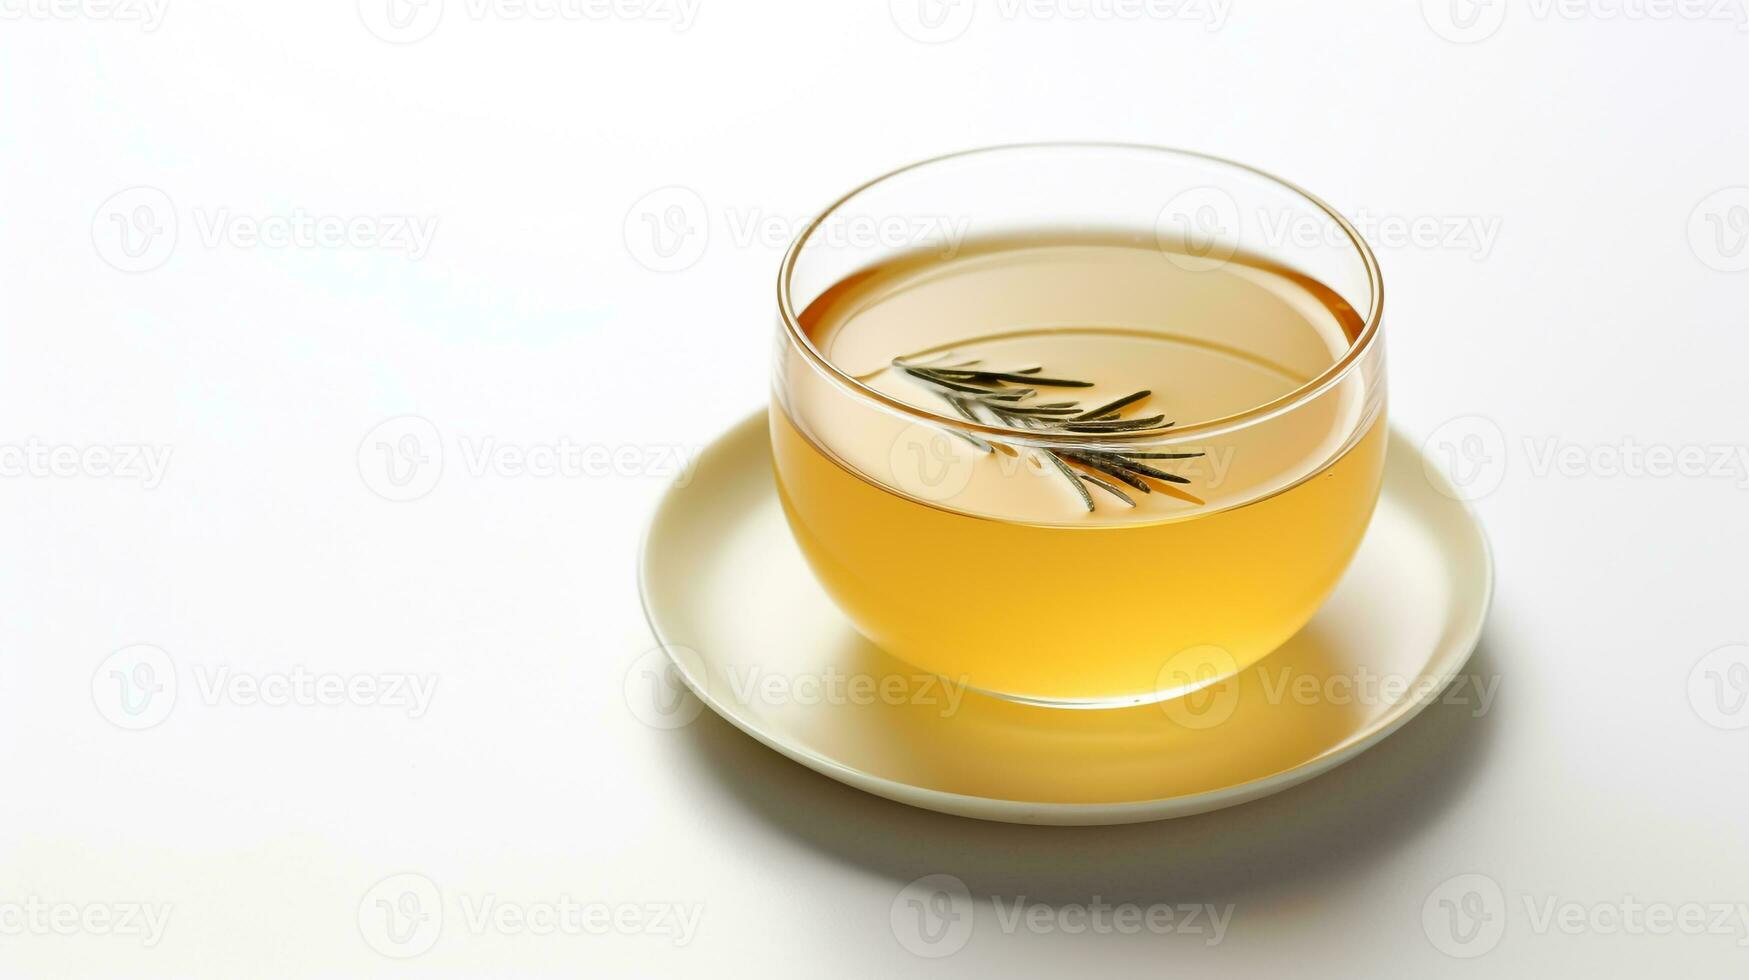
[637,409,1494,825]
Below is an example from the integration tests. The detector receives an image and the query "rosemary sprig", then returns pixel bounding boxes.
[893,353,1205,512]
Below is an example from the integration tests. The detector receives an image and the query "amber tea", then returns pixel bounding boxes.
[771,146,1386,707]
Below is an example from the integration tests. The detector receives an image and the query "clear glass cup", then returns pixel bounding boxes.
[770,143,1386,708]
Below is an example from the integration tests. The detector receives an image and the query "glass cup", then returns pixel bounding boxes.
[770,143,1386,708]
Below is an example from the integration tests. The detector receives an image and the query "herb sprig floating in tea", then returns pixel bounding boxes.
[893,353,1205,512]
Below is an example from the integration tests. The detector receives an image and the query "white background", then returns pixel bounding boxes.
[3,0,1748,975]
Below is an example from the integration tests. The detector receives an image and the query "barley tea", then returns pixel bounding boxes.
[774,231,1385,706]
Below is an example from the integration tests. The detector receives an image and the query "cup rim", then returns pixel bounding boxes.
[775,141,1384,446]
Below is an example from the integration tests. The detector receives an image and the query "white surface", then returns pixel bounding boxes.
[641,415,1494,824]
[1,2,1746,975]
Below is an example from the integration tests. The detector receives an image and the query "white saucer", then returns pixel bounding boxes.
[638,411,1493,825]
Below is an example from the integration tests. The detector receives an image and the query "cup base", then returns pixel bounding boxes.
[941,669,1245,711]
